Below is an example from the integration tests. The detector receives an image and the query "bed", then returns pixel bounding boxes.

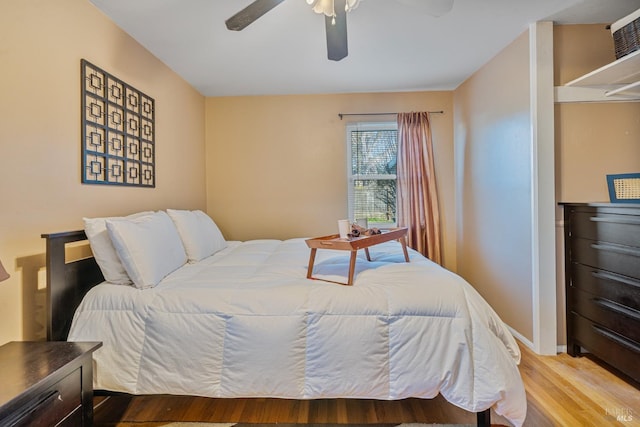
[41,209,527,427]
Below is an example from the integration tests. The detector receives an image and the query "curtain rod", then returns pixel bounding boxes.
[338,111,444,120]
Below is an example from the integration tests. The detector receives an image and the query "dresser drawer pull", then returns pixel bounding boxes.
[591,270,640,289]
[590,243,640,257]
[589,216,640,226]
[592,324,640,354]
[592,297,640,322]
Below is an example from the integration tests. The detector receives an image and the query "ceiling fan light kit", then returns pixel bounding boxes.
[306,0,361,20]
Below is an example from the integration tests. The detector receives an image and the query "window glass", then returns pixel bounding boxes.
[347,123,397,227]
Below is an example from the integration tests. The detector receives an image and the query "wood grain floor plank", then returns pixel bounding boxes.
[520,352,601,425]
[518,344,639,426]
[335,398,348,423]
[541,352,638,417]
[296,399,310,423]
[229,398,248,422]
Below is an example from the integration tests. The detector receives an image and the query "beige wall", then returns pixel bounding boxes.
[454,31,534,341]
[205,92,457,270]
[554,24,640,204]
[0,0,206,344]
[554,24,640,345]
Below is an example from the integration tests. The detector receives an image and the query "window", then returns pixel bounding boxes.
[346,122,398,227]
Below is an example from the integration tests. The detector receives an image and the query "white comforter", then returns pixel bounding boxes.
[68,238,527,426]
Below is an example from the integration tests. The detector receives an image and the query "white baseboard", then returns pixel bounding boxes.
[506,325,568,355]
[507,325,534,350]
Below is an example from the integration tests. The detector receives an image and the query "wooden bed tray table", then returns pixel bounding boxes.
[305,227,410,285]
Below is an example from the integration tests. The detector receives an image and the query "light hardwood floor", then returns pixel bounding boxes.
[93,341,640,426]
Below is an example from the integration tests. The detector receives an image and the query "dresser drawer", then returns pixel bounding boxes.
[571,312,640,383]
[569,287,640,343]
[571,211,640,248]
[9,368,82,427]
[570,263,640,312]
[571,237,640,280]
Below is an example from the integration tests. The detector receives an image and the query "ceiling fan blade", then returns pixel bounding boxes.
[325,0,348,61]
[225,0,286,31]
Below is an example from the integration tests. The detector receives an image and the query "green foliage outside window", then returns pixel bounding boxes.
[350,129,397,224]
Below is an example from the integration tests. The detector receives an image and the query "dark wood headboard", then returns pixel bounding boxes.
[41,230,104,342]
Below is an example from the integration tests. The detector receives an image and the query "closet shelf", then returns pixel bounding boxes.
[555,49,640,102]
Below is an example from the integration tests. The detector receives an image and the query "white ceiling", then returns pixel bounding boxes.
[89,0,640,96]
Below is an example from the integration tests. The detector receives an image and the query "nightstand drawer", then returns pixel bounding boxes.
[571,211,640,248]
[571,237,640,280]
[570,263,640,312]
[8,368,82,427]
[0,342,101,427]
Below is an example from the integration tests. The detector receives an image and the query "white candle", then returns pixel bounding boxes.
[338,219,351,239]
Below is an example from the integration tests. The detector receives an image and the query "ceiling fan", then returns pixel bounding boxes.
[225,0,454,62]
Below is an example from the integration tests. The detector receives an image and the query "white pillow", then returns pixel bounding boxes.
[106,211,187,289]
[83,211,153,285]
[166,209,227,262]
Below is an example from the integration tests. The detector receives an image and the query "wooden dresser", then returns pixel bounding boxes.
[562,203,640,384]
[0,341,101,426]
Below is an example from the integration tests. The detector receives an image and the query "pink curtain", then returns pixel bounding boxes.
[396,112,442,264]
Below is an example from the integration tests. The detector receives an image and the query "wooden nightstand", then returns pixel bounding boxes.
[0,341,102,426]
